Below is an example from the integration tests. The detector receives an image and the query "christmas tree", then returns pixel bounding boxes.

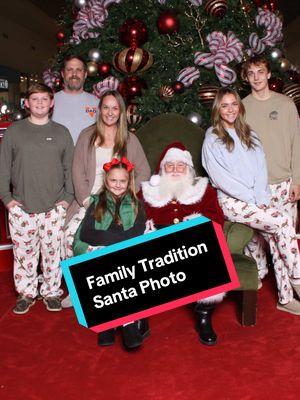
[44,0,300,130]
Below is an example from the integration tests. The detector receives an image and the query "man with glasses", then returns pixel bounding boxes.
[52,55,99,144]
[140,142,225,345]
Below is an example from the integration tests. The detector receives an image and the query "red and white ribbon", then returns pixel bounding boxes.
[194,31,243,86]
[72,0,122,44]
[43,69,60,89]
[93,76,120,98]
[157,0,202,5]
[177,67,200,87]
[188,0,203,5]
[248,8,283,55]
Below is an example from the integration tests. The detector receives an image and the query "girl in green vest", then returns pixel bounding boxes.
[73,157,150,350]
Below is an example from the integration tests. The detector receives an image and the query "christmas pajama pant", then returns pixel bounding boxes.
[244,179,298,282]
[219,188,300,305]
[63,206,87,259]
[8,205,66,298]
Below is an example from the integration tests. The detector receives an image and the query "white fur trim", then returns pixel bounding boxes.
[160,148,193,168]
[182,213,202,221]
[149,175,161,187]
[141,177,209,207]
[197,292,226,304]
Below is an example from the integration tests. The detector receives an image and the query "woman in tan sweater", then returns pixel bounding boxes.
[62,90,150,307]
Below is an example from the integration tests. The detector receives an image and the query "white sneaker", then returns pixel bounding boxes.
[277,299,300,315]
[61,295,73,308]
[291,283,300,300]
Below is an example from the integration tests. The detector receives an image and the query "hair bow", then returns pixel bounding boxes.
[103,156,135,173]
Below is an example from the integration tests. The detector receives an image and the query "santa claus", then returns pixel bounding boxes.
[140,142,225,345]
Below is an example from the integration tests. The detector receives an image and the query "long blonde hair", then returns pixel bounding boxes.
[90,90,128,157]
[212,88,257,151]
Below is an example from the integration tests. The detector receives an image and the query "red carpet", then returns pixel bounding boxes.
[0,271,299,400]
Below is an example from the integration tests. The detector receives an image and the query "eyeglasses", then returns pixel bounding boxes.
[164,162,187,172]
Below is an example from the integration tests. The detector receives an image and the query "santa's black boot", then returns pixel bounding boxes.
[195,302,217,346]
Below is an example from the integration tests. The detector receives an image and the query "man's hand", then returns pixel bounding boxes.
[6,200,23,210]
[55,200,70,210]
[289,184,300,202]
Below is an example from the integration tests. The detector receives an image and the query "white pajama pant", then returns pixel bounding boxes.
[8,205,66,298]
[63,207,86,259]
[219,191,300,304]
[244,179,298,280]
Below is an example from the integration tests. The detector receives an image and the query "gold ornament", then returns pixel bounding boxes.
[205,0,228,19]
[198,85,219,104]
[159,85,175,101]
[283,83,300,108]
[126,104,142,131]
[87,61,98,77]
[113,47,153,74]
[279,58,291,72]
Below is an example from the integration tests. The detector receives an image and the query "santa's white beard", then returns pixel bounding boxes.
[159,171,194,200]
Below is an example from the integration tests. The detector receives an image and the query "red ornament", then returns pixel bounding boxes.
[268,0,278,12]
[262,3,269,11]
[57,41,64,48]
[119,19,148,48]
[113,47,153,74]
[98,62,111,76]
[252,0,262,7]
[268,77,283,92]
[55,77,62,87]
[118,76,146,100]
[56,31,65,41]
[172,81,185,94]
[287,70,300,84]
[157,10,179,35]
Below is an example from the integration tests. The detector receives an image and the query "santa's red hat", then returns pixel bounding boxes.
[150,142,194,186]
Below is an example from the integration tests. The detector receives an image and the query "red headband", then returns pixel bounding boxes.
[103,156,135,173]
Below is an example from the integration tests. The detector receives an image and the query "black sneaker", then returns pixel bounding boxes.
[122,322,144,350]
[97,329,116,346]
[138,319,151,339]
[43,297,62,312]
[13,295,36,314]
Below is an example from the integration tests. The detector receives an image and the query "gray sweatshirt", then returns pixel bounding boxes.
[0,118,74,213]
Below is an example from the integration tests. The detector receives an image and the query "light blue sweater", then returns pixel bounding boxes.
[202,126,271,206]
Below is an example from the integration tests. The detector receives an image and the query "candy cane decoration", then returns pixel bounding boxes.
[248,8,283,55]
[194,31,243,86]
[93,76,120,98]
[157,0,202,5]
[177,67,200,87]
[43,69,60,89]
[72,0,122,44]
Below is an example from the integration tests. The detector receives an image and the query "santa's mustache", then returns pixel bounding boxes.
[159,172,194,199]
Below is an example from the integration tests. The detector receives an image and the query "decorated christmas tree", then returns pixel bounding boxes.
[44,0,300,130]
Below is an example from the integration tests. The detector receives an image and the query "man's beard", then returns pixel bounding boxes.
[64,77,84,91]
[159,171,194,200]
